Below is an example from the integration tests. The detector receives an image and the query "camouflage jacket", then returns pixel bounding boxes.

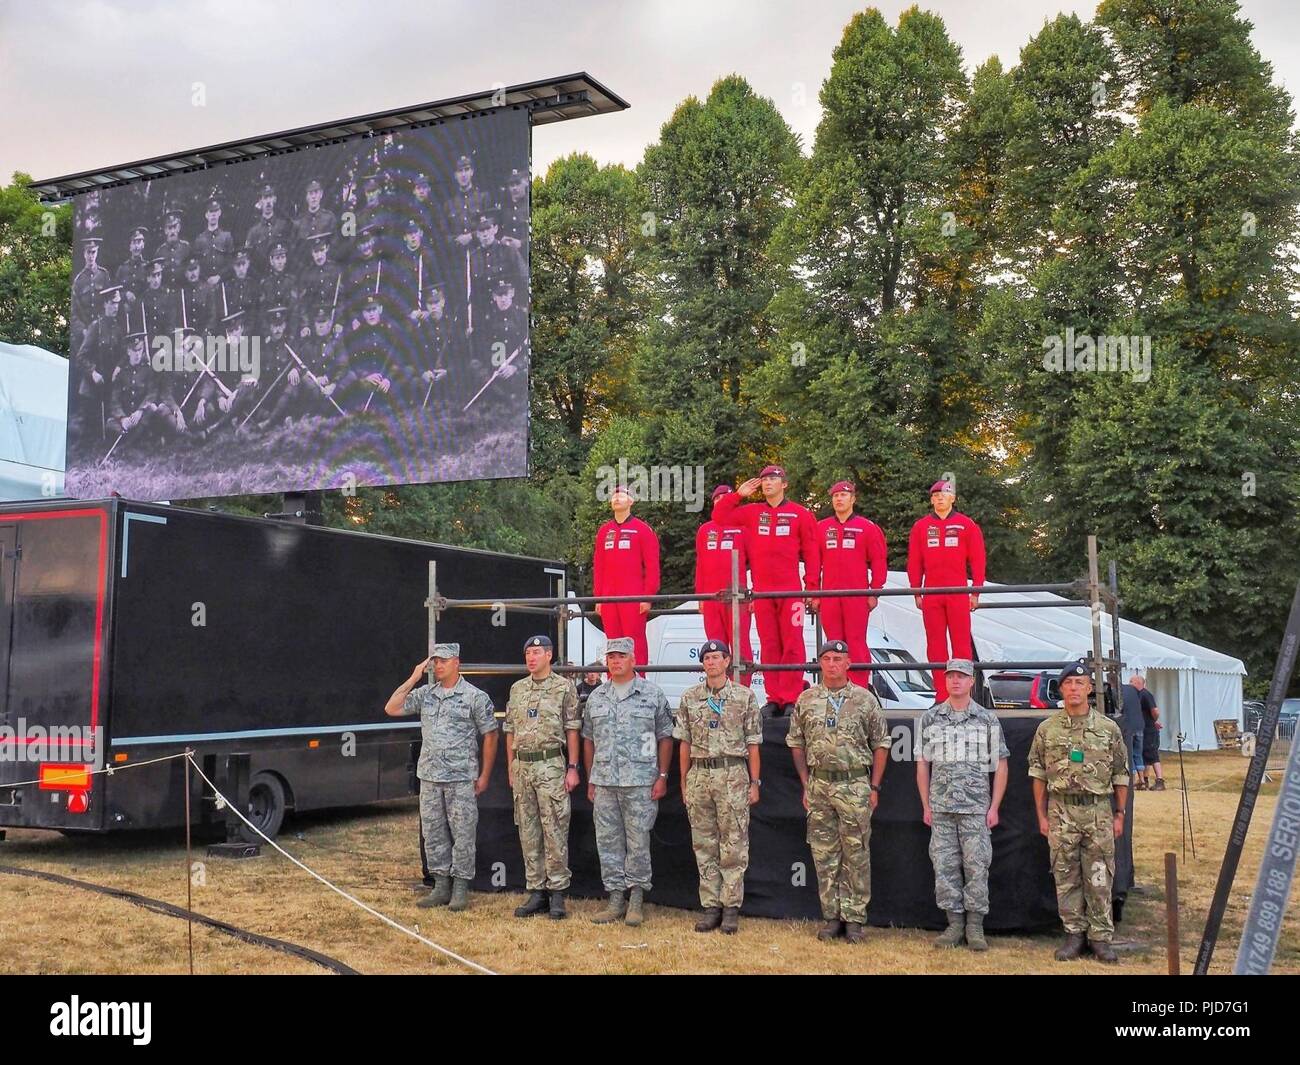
[504,672,580,753]
[674,680,762,758]
[1027,708,1128,796]
[918,699,1009,814]
[581,678,673,787]
[787,684,890,771]
[404,677,496,783]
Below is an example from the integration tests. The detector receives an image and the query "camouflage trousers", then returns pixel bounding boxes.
[684,762,751,908]
[1047,796,1115,941]
[929,811,992,915]
[420,778,478,881]
[806,776,873,923]
[512,757,571,891]
[592,785,658,892]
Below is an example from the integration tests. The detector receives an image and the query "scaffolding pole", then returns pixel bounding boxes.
[427,545,1116,691]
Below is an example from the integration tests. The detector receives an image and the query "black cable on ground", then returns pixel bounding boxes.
[0,862,358,975]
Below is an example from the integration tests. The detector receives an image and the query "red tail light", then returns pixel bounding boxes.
[1029,676,1048,709]
[67,791,90,814]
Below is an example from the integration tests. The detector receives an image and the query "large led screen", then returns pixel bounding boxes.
[66,108,530,498]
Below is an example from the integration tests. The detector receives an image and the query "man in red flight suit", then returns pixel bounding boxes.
[695,484,753,686]
[817,480,888,689]
[713,465,820,716]
[906,480,986,701]
[593,485,660,668]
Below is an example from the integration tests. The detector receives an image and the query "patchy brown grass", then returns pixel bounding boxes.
[0,751,1295,974]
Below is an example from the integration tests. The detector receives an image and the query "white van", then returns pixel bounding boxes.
[565,599,936,709]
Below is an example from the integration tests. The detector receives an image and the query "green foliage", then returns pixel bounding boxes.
[0,172,72,351]
[530,154,646,474]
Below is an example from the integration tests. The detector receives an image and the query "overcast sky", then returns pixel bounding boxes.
[1,0,1296,188]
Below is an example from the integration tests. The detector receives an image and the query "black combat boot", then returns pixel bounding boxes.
[1089,939,1119,964]
[514,891,548,918]
[817,918,845,942]
[695,907,723,933]
[844,922,866,944]
[720,907,740,935]
[1054,932,1086,961]
[548,890,567,920]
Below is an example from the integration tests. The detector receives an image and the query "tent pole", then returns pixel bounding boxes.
[1088,536,1106,711]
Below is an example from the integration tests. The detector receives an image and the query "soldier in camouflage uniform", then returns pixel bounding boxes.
[582,637,674,927]
[787,641,890,943]
[675,639,762,934]
[1028,659,1130,964]
[385,642,498,912]
[504,635,582,920]
[916,659,1008,951]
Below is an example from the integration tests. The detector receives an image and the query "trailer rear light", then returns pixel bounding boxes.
[114,753,128,764]
[67,791,90,814]
[308,739,320,749]
[38,763,92,792]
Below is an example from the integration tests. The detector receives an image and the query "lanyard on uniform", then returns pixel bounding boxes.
[827,690,847,715]
[706,692,726,716]
[1069,717,1086,762]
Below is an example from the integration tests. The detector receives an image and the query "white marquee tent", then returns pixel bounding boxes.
[871,572,1246,751]
[0,341,66,501]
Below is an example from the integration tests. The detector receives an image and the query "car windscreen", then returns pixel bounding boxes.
[871,648,934,693]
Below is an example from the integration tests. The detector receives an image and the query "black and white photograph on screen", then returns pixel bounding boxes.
[64,109,531,498]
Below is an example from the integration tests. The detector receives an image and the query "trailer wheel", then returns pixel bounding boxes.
[241,773,287,842]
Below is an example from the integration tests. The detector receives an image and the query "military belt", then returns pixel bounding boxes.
[690,755,747,769]
[1055,792,1110,806]
[515,747,565,763]
[811,766,868,782]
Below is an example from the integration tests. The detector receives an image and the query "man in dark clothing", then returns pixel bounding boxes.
[1119,677,1146,786]
[576,664,604,710]
[1133,673,1164,790]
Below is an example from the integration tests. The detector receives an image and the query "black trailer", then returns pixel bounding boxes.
[0,498,563,839]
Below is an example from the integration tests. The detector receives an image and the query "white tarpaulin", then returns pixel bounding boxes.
[0,341,66,501]
[870,572,1246,751]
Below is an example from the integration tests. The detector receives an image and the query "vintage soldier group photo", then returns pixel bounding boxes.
[65,111,532,498]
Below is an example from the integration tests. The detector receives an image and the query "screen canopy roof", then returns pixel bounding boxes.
[29,72,627,202]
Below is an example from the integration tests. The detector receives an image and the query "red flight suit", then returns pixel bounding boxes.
[906,510,986,700]
[593,516,660,667]
[694,518,753,685]
[817,514,888,688]
[712,492,820,706]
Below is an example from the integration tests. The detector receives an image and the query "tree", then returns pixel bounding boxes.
[758,8,1024,570]
[530,154,646,475]
[633,75,803,591]
[0,173,72,351]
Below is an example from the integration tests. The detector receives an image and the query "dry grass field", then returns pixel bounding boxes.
[0,749,1295,975]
